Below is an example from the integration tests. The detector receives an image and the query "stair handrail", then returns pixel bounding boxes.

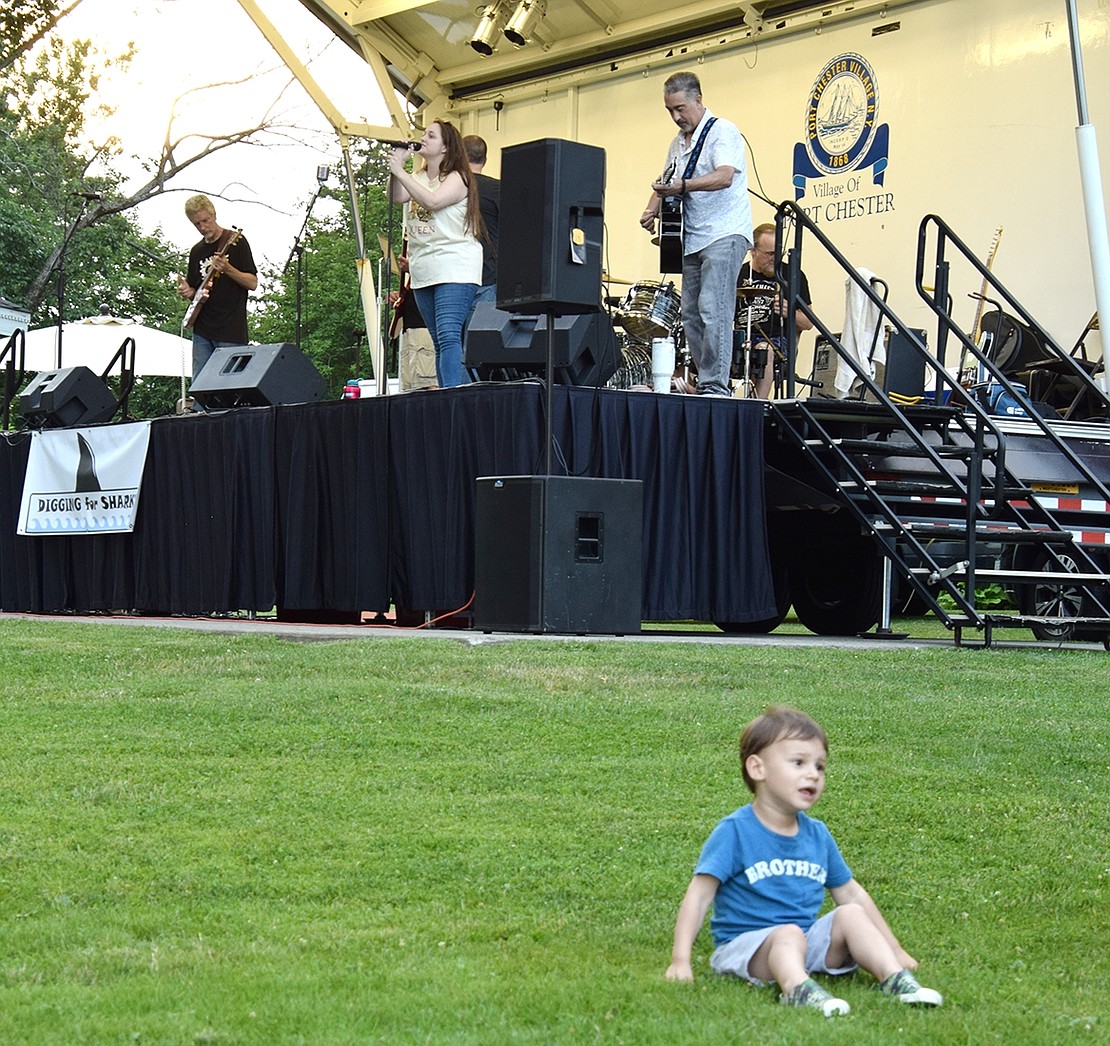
[0,328,26,431]
[916,213,1110,510]
[774,201,1007,503]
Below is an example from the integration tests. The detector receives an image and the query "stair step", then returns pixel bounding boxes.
[806,438,989,459]
[841,478,1032,500]
[949,613,1110,631]
[888,523,1074,544]
[911,567,1110,584]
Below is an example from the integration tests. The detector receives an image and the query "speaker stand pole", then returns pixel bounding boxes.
[544,306,555,476]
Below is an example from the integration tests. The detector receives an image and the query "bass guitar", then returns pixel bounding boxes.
[184,226,243,329]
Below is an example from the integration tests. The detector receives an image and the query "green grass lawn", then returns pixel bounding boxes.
[0,619,1106,1043]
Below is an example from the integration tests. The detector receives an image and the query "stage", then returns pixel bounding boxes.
[0,383,775,627]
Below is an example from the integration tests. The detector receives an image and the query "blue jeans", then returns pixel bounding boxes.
[191,334,239,381]
[682,234,749,396]
[191,334,241,411]
[413,283,478,388]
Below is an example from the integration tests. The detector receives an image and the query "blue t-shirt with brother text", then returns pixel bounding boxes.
[694,804,852,946]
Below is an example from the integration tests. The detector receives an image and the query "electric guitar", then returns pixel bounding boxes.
[388,240,410,341]
[658,160,683,275]
[960,225,1003,385]
[184,226,243,329]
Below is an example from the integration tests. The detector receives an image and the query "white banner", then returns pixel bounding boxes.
[18,422,153,536]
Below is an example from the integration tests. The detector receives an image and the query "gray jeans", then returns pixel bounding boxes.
[682,233,750,396]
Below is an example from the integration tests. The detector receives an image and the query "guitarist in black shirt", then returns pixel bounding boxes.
[177,194,258,382]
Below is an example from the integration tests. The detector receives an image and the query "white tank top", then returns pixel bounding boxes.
[406,170,482,288]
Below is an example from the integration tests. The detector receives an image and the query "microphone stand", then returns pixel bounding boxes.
[51,194,94,369]
[283,169,330,350]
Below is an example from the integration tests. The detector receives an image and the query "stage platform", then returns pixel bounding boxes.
[0,383,775,627]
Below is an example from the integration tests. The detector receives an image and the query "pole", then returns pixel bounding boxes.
[1065,0,1110,393]
[344,140,387,395]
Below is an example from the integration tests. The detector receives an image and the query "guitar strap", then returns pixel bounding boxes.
[681,117,717,181]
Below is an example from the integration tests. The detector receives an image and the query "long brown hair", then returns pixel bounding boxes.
[421,119,486,241]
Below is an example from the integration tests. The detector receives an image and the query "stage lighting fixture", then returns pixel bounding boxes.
[470,1,507,55]
[503,0,546,46]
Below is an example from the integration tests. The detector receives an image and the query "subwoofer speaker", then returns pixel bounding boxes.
[190,343,326,408]
[18,367,116,428]
[474,475,643,634]
[496,138,605,314]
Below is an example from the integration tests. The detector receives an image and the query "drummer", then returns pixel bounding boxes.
[735,222,814,398]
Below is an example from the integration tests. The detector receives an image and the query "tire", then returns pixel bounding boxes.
[787,520,882,636]
[1016,550,1084,642]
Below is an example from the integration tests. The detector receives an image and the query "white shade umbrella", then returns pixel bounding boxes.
[22,310,191,377]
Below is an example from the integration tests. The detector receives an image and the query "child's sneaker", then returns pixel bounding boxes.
[780,977,851,1017]
[879,969,944,1006]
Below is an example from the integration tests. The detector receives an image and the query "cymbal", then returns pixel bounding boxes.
[602,272,637,285]
[736,284,774,297]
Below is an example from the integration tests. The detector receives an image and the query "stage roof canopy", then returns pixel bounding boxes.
[245,0,918,137]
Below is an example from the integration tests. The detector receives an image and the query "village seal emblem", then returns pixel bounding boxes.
[793,52,889,199]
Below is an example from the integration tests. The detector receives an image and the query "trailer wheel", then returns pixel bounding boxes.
[787,524,881,636]
[1017,551,1083,641]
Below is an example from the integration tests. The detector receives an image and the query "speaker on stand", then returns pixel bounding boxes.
[473,140,643,634]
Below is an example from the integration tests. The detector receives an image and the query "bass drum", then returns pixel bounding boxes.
[618,281,681,341]
[606,336,652,390]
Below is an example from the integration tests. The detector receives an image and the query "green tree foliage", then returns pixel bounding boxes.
[1,14,203,418]
[253,146,400,396]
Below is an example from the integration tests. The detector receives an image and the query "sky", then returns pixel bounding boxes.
[59,0,392,278]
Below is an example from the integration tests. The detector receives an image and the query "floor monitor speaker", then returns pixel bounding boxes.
[18,367,116,428]
[474,475,643,634]
[464,302,619,386]
[190,343,326,408]
[496,138,605,314]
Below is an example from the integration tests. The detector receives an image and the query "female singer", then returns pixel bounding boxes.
[388,121,484,388]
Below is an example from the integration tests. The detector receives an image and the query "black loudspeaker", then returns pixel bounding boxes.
[884,328,927,398]
[18,367,116,428]
[190,343,326,408]
[474,475,643,634]
[464,302,619,386]
[497,138,605,314]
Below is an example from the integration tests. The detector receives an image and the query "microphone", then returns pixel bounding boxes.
[72,191,102,200]
[377,139,422,151]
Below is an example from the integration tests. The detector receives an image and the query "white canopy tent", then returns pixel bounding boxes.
[22,312,191,378]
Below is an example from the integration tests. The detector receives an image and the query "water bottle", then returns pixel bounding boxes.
[342,378,361,400]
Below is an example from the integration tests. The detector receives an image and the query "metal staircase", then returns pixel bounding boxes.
[764,204,1110,647]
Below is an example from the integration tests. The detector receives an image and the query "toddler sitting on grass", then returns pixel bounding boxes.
[665,705,942,1016]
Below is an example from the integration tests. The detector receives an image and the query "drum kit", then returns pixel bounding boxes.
[604,274,687,391]
[604,271,777,395]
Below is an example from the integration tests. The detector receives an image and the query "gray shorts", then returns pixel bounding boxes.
[709,908,859,987]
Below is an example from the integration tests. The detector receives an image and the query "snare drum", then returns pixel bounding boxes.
[618,281,681,341]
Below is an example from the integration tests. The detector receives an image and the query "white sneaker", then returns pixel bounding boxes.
[780,977,851,1017]
[880,970,944,1007]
